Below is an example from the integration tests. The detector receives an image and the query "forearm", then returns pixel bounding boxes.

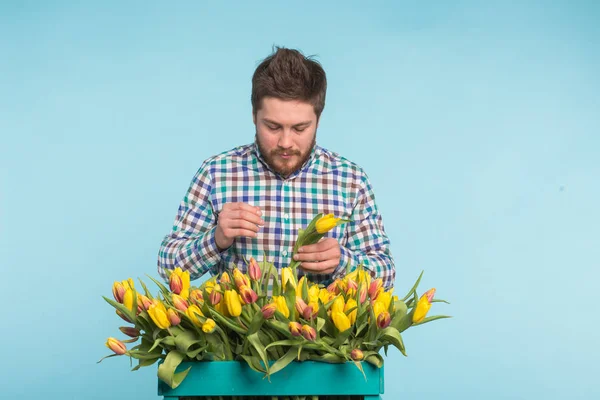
[157,226,222,281]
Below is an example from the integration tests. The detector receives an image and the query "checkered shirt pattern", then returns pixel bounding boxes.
[158,143,395,288]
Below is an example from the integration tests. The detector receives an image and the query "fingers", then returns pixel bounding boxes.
[299,259,338,274]
[295,238,341,274]
[215,203,264,249]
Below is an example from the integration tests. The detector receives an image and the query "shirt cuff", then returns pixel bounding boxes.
[332,245,354,280]
[196,226,223,271]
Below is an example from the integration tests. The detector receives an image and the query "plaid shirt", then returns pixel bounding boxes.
[158,143,395,288]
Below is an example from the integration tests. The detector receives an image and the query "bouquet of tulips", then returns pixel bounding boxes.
[99,213,450,391]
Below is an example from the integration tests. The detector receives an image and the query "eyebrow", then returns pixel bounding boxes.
[262,119,313,128]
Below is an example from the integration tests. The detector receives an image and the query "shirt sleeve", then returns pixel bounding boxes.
[157,163,222,281]
[332,175,396,288]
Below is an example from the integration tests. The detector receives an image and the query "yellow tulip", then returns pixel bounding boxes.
[106,337,127,355]
[148,300,171,329]
[202,318,216,333]
[233,268,250,288]
[332,311,351,332]
[318,288,333,304]
[344,298,357,325]
[296,276,307,297]
[308,285,320,302]
[331,296,345,314]
[189,289,204,304]
[315,213,341,234]
[220,271,231,284]
[186,304,204,327]
[378,290,393,311]
[412,288,436,323]
[281,267,296,289]
[273,295,290,318]
[170,267,190,299]
[224,290,242,317]
[372,301,386,319]
[123,288,135,312]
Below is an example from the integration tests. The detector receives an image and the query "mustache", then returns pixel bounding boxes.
[271,149,301,156]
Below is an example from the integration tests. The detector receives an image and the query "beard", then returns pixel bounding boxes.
[255,132,316,178]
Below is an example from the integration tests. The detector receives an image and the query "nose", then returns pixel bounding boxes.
[277,129,293,149]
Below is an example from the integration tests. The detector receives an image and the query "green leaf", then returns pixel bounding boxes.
[174,330,202,353]
[131,357,160,371]
[265,339,302,350]
[267,346,298,376]
[146,274,172,299]
[379,326,406,356]
[248,333,269,370]
[157,350,191,389]
[208,308,247,334]
[364,353,384,368]
[431,298,451,304]
[247,310,265,335]
[412,315,452,326]
[102,296,136,323]
[401,270,424,302]
[240,354,267,374]
[96,353,120,363]
[316,317,326,333]
[308,353,346,363]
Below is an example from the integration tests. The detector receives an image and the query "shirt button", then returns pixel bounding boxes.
[282,250,288,256]
[284,213,289,220]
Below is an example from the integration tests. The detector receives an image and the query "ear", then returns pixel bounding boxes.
[252,111,257,125]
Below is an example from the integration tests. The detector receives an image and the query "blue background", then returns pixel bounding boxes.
[1,1,598,399]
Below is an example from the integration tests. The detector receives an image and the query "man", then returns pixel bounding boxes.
[158,47,395,288]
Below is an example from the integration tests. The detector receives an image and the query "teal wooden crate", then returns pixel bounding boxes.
[158,361,384,399]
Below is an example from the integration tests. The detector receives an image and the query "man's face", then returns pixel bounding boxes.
[254,97,318,178]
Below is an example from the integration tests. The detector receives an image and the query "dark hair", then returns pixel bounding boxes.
[251,46,327,119]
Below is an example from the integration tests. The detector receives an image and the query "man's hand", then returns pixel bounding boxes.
[215,203,264,250]
[295,238,341,274]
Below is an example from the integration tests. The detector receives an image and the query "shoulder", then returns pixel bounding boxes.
[202,143,254,168]
[313,145,370,184]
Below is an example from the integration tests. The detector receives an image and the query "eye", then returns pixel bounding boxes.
[294,126,307,133]
[266,124,280,131]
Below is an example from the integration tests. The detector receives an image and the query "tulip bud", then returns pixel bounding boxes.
[202,318,216,333]
[327,279,341,294]
[302,306,314,320]
[170,273,183,295]
[119,326,140,338]
[346,278,358,296]
[301,325,317,341]
[106,337,127,355]
[209,284,222,305]
[289,321,302,337]
[369,279,383,300]
[148,300,171,330]
[248,257,261,281]
[372,300,386,319]
[190,289,204,304]
[239,285,258,304]
[412,288,436,323]
[138,294,153,311]
[331,311,351,332]
[308,285,320,302]
[116,309,132,323]
[377,311,391,329]
[331,296,345,314]
[171,294,189,311]
[233,268,250,288]
[303,301,318,320]
[220,271,231,284]
[167,308,181,326]
[261,303,277,319]
[295,296,308,316]
[315,213,341,234]
[319,288,333,304]
[296,276,307,297]
[281,267,296,289]
[273,296,290,318]
[344,298,357,325]
[186,304,204,327]
[351,349,364,361]
[123,288,135,312]
[112,281,126,303]
[224,289,242,317]
[358,284,368,304]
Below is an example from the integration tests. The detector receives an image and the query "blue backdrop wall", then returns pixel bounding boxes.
[1,1,598,399]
